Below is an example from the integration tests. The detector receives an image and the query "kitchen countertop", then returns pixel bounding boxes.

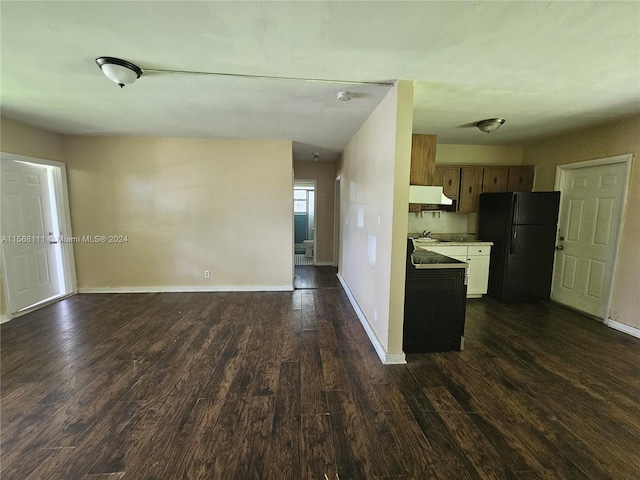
[410,237,494,247]
[409,249,468,270]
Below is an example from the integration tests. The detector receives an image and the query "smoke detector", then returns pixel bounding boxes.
[337,91,352,102]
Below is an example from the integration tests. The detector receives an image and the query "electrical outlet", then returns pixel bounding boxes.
[204,270,210,279]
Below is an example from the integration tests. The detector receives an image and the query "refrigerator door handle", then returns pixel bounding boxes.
[510,228,517,254]
[512,193,519,224]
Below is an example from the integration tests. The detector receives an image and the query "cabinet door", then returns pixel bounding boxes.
[466,255,490,297]
[439,167,461,199]
[508,166,535,191]
[410,134,437,185]
[404,268,467,353]
[433,167,443,186]
[482,167,509,192]
[458,167,483,212]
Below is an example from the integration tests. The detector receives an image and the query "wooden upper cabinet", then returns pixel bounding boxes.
[410,134,437,185]
[428,164,534,213]
[508,166,535,191]
[458,166,483,212]
[436,166,461,199]
[433,167,443,186]
[482,167,509,192]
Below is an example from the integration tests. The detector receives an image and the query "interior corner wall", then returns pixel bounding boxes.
[338,80,413,361]
[293,160,336,265]
[522,116,640,330]
[0,118,67,320]
[62,135,294,291]
[0,117,66,162]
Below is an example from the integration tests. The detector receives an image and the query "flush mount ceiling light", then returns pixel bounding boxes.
[312,152,320,161]
[475,118,506,134]
[95,57,143,87]
[337,91,352,102]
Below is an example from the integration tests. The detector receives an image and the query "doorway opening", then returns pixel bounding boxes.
[293,180,316,266]
[1,153,77,321]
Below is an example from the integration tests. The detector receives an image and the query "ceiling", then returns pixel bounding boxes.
[1,1,639,162]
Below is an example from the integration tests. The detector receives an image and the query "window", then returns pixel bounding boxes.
[294,188,307,213]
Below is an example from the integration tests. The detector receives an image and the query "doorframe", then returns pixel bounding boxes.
[552,153,632,322]
[333,175,341,267]
[293,179,317,265]
[1,152,78,321]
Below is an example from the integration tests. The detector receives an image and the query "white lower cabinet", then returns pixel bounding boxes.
[421,244,491,298]
[466,252,490,298]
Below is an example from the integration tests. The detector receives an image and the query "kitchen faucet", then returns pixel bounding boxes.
[422,230,431,238]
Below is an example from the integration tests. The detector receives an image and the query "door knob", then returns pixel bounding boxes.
[555,245,564,250]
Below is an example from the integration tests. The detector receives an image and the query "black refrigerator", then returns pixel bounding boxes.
[478,191,560,302]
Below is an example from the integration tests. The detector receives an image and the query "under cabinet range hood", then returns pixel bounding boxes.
[409,185,454,206]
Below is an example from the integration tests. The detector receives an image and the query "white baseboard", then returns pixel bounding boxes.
[78,285,294,294]
[314,261,335,266]
[0,314,9,324]
[336,273,406,365]
[606,318,640,339]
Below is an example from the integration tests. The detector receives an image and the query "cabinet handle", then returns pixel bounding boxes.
[468,186,472,193]
[510,229,517,254]
[448,179,452,186]
[519,177,523,184]
[493,177,497,184]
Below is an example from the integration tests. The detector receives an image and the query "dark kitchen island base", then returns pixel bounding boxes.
[404,240,468,353]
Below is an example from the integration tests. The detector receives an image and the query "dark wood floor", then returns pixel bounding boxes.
[2,266,640,479]
[294,265,339,290]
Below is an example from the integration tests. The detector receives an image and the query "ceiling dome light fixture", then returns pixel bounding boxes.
[96,57,143,87]
[475,118,506,134]
[312,152,320,161]
[337,91,352,102]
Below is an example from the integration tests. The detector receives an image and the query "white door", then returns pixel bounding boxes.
[551,161,628,318]
[1,159,63,313]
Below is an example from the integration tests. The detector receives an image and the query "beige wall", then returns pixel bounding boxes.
[523,116,640,330]
[436,144,524,165]
[293,160,336,265]
[63,136,293,291]
[1,118,67,320]
[0,117,66,161]
[338,80,413,362]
